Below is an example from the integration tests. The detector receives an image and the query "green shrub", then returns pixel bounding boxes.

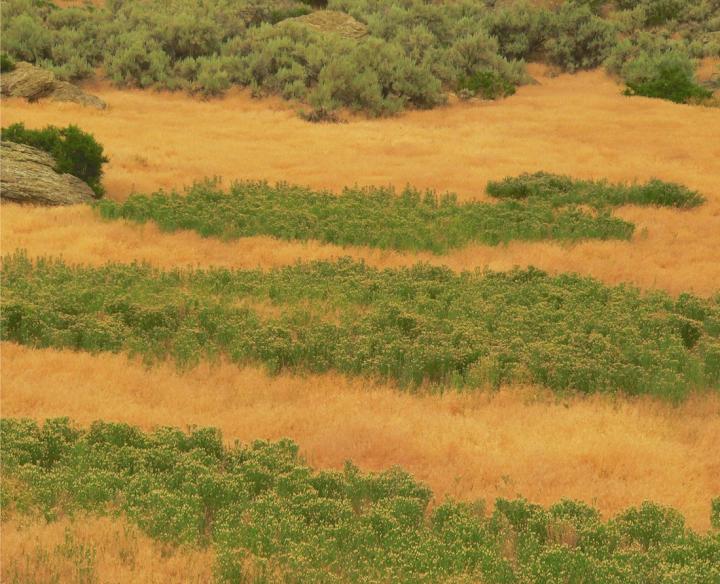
[3,253,719,398]
[1,123,108,197]
[486,172,705,209]
[458,70,516,99]
[96,178,638,254]
[3,417,719,583]
[712,498,720,530]
[485,1,548,61]
[1,0,715,114]
[544,4,617,72]
[0,52,16,72]
[623,49,712,103]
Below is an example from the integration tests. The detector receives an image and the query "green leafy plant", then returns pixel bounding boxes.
[3,417,719,583]
[3,253,719,399]
[0,52,16,72]
[458,70,516,100]
[486,172,705,208]
[95,177,646,254]
[1,123,108,197]
[623,50,712,103]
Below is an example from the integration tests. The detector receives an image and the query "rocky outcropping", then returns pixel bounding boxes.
[0,62,55,100]
[50,80,107,109]
[1,141,96,205]
[1,62,106,109]
[279,10,368,40]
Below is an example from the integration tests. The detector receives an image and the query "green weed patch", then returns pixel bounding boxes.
[3,417,719,583]
[3,254,718,399]
[486,172,705,209]
[96,175,703,253]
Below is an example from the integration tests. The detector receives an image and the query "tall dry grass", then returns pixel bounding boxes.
[2,203,718,296]
[1,514,213,583]
[2,342,719,531]
[2,69,719,295]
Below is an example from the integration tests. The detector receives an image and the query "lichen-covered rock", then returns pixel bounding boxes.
[1,62,106,109]
[0,141,96,205]
[50,81,107,110]
[279,10,368,40]
[0,62,55,100]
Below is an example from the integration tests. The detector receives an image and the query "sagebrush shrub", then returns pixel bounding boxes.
[623,49,712,103]
[485,0,548,61]
[1,123,108,197]
[544,4,617,72]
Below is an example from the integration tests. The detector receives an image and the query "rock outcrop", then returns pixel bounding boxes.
[1,141,96,205]
[279,10,368,40]
[0,62,55,101]
[1,62,107,109]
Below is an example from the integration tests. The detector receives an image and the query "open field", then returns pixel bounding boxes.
[2,34,720,578]
[2,69,719,296]
[3,342,719,531]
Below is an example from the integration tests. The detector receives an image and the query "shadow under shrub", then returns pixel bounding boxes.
[1,122,108,197]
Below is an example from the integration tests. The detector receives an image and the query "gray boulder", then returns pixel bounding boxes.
[1,61,106,109]
[0,62,55,101]
[1,141,96,205]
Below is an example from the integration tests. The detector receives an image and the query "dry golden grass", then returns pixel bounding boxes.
[2,69,719,295]
[3,342,719,531]
[1,514,213,583]
[3,202,718,296]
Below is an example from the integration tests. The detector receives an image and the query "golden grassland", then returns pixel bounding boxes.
[1,513,213,583]
[3,342,719,531]
[3,202,719,297]
[2,69,719,296]
[2,70,720,569]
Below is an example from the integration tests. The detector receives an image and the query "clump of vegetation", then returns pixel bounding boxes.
[457,70,516,100]
[1,123,108,197]
[0,0,716,110]
[606,33,713,104]
[3,254,719,399]
[486,172,705,209]
[0,52,16,72]
[544,3,617,72]
[96,179,640,253]
[3,417,719,583]
[623,51,713,103]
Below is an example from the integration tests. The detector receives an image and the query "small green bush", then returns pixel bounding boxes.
[0,52,16,72]
[623,50,712,103]
[712,498,720,530]
[1,123,108,197]
[486,172,705,209]
[458,70,516,100]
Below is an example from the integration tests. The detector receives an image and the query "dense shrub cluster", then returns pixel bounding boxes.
[96,178,643,253]
[3,417,719,583]
[486,172,705,209]
[1,123,108,197]
[3,254,719,399]
[606,33,713,104]
[1,0,714,110]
